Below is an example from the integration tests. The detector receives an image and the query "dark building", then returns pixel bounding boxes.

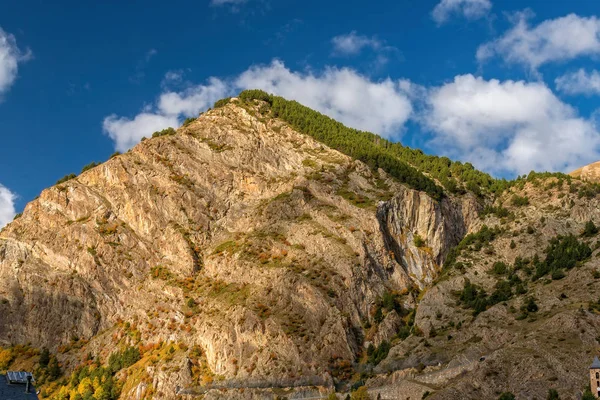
[0,372,38,400]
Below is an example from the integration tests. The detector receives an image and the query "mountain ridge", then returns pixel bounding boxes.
[1,94,600,399]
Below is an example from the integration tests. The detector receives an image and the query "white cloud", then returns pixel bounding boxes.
[0,184,16,229]
[0,26,32,97]
[103,77,229,151]
[423,74,600,174]
[331,31,384,56]
[103,113,180,152]
[431,0,491,25]
[103,60,413,151]
[556,69,600,96]
[158,78,228,116]
[162,70,184,86]
[477,12,600,71]
[330,31,399,67]
[236,60,412,136]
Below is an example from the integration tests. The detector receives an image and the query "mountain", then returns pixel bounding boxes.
[1,91,600,400]
[570,160,600,183]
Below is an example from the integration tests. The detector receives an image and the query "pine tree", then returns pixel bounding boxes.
[39,347,50,368]
[47,356,61,380]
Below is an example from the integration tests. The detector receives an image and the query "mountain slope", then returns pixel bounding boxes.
[0,97,478,399]
[571,160,600,183]
[1,95,600,400]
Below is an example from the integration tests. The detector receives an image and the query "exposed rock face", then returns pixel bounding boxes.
[570,160,600,182]
[0,100,470,398]
[377,189,479,287]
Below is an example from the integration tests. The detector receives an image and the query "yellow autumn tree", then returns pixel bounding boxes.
[0,348,13,370]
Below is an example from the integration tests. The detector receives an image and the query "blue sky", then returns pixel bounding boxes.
[1,0,600,225]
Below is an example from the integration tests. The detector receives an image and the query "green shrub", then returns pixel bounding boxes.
[374,307,384,324]
[81,161,101,173]
[489,280,513,304]
[458,279,489,316]
[533,234,592,279]
[396,325,411,340]
[183,117,196,126]
[583,220,599,237]
[511,195,529,206]
[510,240,516,249]
[521,297,538,314]
[491,261,508,275]
[108,346,140,373]
[481,205,510,218]
[110,151,121,159]
[498,393,515,400]
[367,341,389,366]
[582,389,595,400]
[239,89,272,104]
[459,276,519,316]
[152,127,176,138]
[414,234,425,248]
[213,97,232,108]
[578,183,600,199]
[551,269,565,280]
[547,388,560,400]
[56,173,76,185]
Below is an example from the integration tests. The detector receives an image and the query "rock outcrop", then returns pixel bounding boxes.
[570,160,600,182]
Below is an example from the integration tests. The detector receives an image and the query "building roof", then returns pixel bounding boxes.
[0,375,38,400]
[591,356,600,369]
[6,372,33,384]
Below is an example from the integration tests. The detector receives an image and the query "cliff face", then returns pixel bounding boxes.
[4,98,599,400]
[377,189,479,287]
[0,100,473,399]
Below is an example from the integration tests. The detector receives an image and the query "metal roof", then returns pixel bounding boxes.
[0,374,38,400]
[591,356,600,369]
[6,372,33,384]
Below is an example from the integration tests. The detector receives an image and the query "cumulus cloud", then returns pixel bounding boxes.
[0,184,16,229]
[103,113,180,152]
[236,60,412,136]
[158,78,228,116]
[477,12,600,71]
[103,77,228,152]
[556,69,600,96]
[0,26,32,97]
[422,74,600,174]
[431,0,492,25]
[103,60,413,151]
